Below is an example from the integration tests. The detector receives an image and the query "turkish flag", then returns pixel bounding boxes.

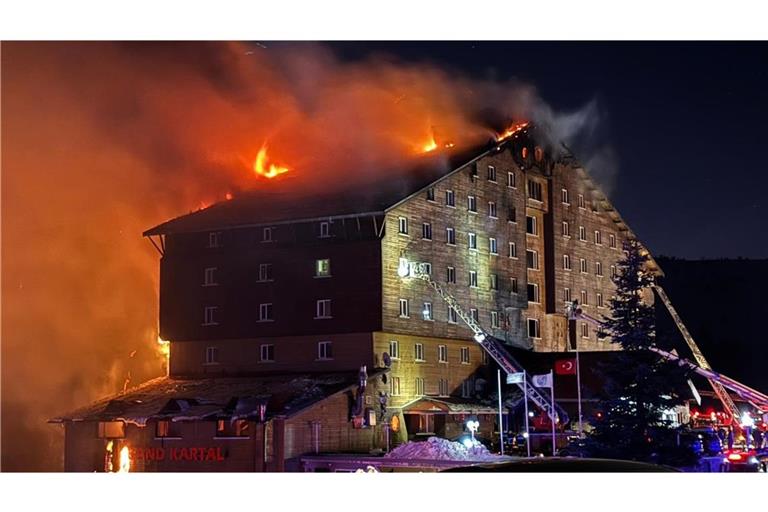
[555,359,577,375]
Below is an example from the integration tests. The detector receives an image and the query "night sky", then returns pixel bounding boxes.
[327,42,768,259]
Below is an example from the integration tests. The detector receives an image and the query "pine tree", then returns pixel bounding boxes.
[584,239,696,466]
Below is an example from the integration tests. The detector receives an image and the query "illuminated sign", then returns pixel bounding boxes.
[129,446,225,462]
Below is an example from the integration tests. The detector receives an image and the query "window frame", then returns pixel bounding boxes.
[315,299,332,319]
[399,298,410,318]
[258,302,274,322]
[317,341,333,361]
[259,344,275,362]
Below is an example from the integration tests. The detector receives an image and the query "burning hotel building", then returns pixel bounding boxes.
[52,125,659,471]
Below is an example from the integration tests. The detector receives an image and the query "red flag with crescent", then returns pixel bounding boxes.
[555,358,577,375]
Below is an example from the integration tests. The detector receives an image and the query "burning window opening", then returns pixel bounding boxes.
[253,144,290,179]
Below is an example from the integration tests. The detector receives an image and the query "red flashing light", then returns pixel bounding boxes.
[727,452,743,462]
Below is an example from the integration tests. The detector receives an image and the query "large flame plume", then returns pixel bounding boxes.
[253,144,290,178]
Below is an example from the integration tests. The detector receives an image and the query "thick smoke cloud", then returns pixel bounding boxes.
[1,42,601,470]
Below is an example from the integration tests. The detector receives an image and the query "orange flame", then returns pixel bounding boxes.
[496,121,529,142]
[118,445,131,473]
[253,144,290,179]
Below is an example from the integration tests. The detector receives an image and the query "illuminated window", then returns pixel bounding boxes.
[316,299,332,319]
[422,302,433,321]
[446,227,456,245]
[438,378,449,397]
[594,230,602,245]
[389,340,400,359]
[468,195,477,212]
[398,216,408,235]
[258,303,273,322]
[447,307,458,324]
[446,266,456,283]
[445,189,455,207]
[526,216,538,235]
[317,341,333,360]
[315,259,331,277]
[564,287,571,303]
[534,146,543,162]
[260,344,274,362]
[580,258,587,274]
[489,237,498,254]
[508,242,517,258]
[207,231,223,248]
[262,227,273,242]
[205,346,219,364]
[217,419,250,438]
[510,277,519,294]
[460,347,470,364]
[438,345,448,363]
[488,201,497,218]
[426,187,436,202]
[203,267,218,287]
[468,232,477,250]
[203,306,219,326]
[390,377,401,396]
[491,311,500,329]
[97,421,125,439]
[319,222,331,238]
[507,171,516,188]
[561,188,569,204]
[522,147,529,159]
[415,378,425,396]
[415,343,425,361]
[487,165,497,182]
[527,318,541,339]
[527,283,540,303]
[155,420,181,439]
[258,263,273,282]
[563,254,572,270]
[399,299,409,318]
[526,250,539,270]
[527,180,542,201]
[490,274,499,290]
[422,222,432,240]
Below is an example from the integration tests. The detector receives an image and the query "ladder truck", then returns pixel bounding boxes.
[566,291,768,427]
[397,259,569,425]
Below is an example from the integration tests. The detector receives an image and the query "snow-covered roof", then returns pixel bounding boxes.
[401,397,505,414]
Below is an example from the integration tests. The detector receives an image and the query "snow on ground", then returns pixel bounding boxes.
[385,436,507,461]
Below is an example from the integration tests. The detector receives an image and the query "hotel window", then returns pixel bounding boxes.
[316,299,332,319]
[414,343,425,362]
[461,380,473,398]
[438,345,448,363]
[595,261,603,276]
[446,227,456,245]
[317,341,333,360]
[468,232,477,250]
[97,421,126,439]
[155,420,181,439]
[609,234,617,249]
[578,194,586,209]
[562,221,570,237]
[398,216,408,235]
[216,419,250,438]
[319,221,331,238]
[422,302,433,321]
[258,303,273,322]
[488,165,497,182]
[526,216,538,235]
[528,283,540,303]
[508,206,517,223]
[563,254,572,270]
[422,222,432,240]
[470,308,479,323]
[508,242,517,258]
[445,189,455,207]
[527,180,542,201]
[207,231,223,248]
[399,299,409,318]
[390,377,401,396]
[579,226,587,241]
[564,287,571,303]
[415,378,425,396]
[460,347,470,364]
[581,290,588,306]
[488,201,497,218]
[389,340,400,359]
[315,258,331,278]
[205,346,219,364]
[534,146,543,161]
[438,379,449,397]
[507,171,516,188]
[481,351,489,365]
[580,258,587,273]
[526,250,539,270]
[468,195,477,212]
[446,266,456,283]
[611,265,617,278]
[426,187,436,202]
[597,293,604,308]
[595,230,602,245]
[262,227,273,242]
[561,188,569,204]
[447,306,458,324]
[490,273,499,291]
[527,318,541,339]
[489,237,498,255]
[469,271,478,287]
[203,267,218,286]
[260,344,274,362]
[258,263,273,282]
[581,322,590,339]
[203,306,218,326]
[491,310,500,329]
[510,277,519,294]
[522,147,529,159]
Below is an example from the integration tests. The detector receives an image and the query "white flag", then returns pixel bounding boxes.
[532,372,553,388]
[506,372,525,385]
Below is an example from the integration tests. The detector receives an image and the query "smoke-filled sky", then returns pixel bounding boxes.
[2,41,766,471]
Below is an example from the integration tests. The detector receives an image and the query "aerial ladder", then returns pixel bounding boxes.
[398,259,569,425]
[566,293,768,425]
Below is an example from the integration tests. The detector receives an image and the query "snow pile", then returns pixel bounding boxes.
[385,436,505,461]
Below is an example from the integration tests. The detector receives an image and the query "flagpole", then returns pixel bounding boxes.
[523,370,530,457]
[497,369,504,456]
[550,370,556,456]
[576,339,583,438]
